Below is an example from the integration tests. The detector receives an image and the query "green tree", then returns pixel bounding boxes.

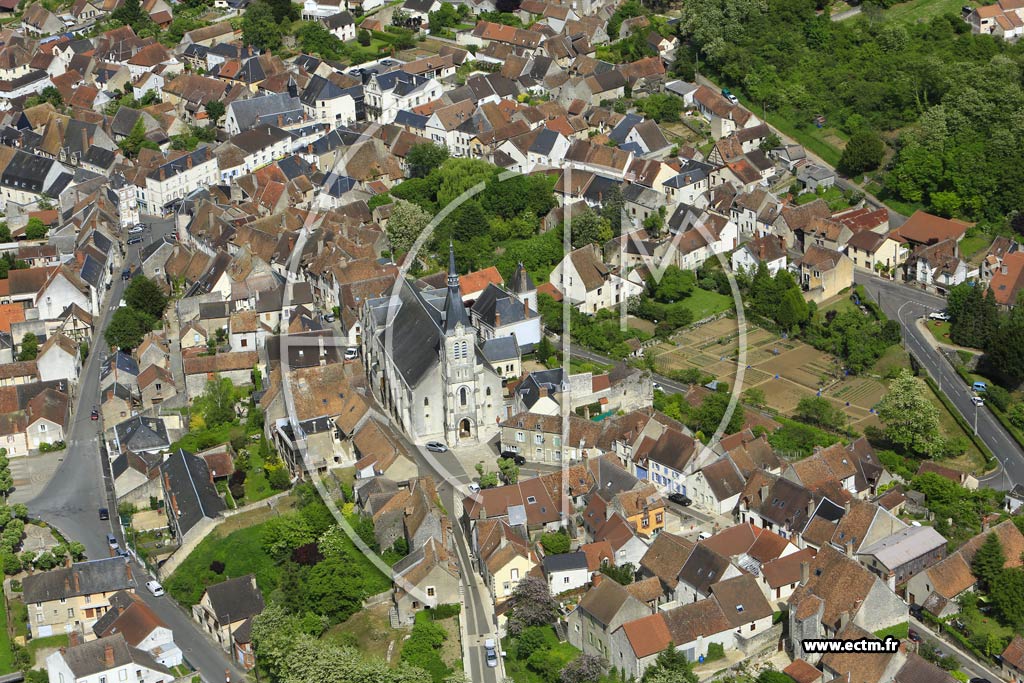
[636,93,684,123]
[387,199,432,254]
[991,568,1024,629]
[642,645,697,683]
[118,117,158,158]
[693,391,744,436]
[242,1,285,51]
[837,130,885,176]
[357,28,371,45]
[498,457,519,484]
[24,218,46,240]
[407,143,450,178]
[971,532,1005,593]
[194,376,237,427]
[111,0,155,33]
[600,183,626,236]
[124,276,168,319]
[599,562,635,585]
[540,531,570,555]
[984,311,1024,386]
[0,223,9,242]
[775,287,810,330]
[435,158,497,207]
[569,210,612,249]
[877,370,943,457]
[795,395,846,430]
[204,100,225,125]
[18,333,38,361]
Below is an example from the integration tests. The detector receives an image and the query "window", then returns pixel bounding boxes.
[526,496,537,504]
[67,608,74,618]
[534,434,544,444]
[515,431,525,442]
[553,437,561,447]
[459,387,468,407]
[511,568,519,580]
[36,613,42,623]
[563,576,570,584]
[241,338,248,348]
[655,513,663,524]
[119,671,127,681]
[426,586,435,597]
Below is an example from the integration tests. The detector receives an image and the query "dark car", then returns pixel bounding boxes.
[127,237,143,245]
[90,406,99,421]
[668,493,692,506]
[500,451,526,465]
[970,678,993,683]
[907,628,921,642]
[98,508,109,520]
[909,603,924,619]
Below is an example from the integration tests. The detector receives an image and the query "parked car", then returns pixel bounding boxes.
[425,441,448,453]
[145,580,165,597]
[484,639,498,668]
[696,531,711,541]
[652,382,663,392]
[324,313,336,323]
[721,88,739,104]
[928,310,950,321]
[98,508,109,520]
[344,347,358,360]
[668,493,692,506]
[106,533,118,549]
[972,396,985,406]
[973,381,988,393]
[128,226,144,234]
[90,406,99,420]
[499,451,526,465]
[127,236,143,245]
[909,603,924,619]
[908,628,921,642]
[467,483,481,494]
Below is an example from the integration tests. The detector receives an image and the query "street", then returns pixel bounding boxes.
[910,617,1002,683]
[24,215,239,682]
[855,272,1024,488]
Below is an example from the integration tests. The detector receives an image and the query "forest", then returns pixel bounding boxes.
[678,0,1024,226]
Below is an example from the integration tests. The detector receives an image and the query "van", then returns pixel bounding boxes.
[973,381,987,393]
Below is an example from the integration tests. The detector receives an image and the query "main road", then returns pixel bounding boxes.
[26,216,241,682]
[855,272,1024,488]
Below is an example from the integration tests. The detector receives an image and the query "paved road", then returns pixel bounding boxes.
[855,272,1024,488]
[26,215,239,683]
[911,617,1003,682]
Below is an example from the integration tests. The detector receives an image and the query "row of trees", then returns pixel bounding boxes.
[947,282,1024,386]
[105,276,168,350]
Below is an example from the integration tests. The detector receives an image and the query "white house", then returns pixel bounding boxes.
[36,334,80,384]
[216,126,293,182]
[543,551,591,595]
[46,634,173,683]
[549,243,643,315]
[731,234,787,277]
[143,147,219,215]
[35,266,92,320]
[364,71,442,124]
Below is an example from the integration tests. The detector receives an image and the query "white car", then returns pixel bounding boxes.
[145,580,165,597]
[467,483,481,494]
[972,396,985,406]
[929,311,950,321]
[343,347,358,360]
[128,226,145,234]
[484,639,498,668]
[425,441,448,453]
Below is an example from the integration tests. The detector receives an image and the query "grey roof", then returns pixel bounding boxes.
[858,525,947,569]
[83,145,116,169]
[114,415,169,453]
[229,125,291,155]
[102,382,134,403]
[529,127,562,156]
[516,368,567,409]
[593,456,641,502]
[79,253,105,289]
[394,109,428,130]
[199,301,230,320]
[508,262,535,295]
[663,160,713,188]
[203,574,264,623]
[1,149,53,193]
[443,244,470,332]
[227,93,303,132]
[608,113,643,145]
[61,634,171,679]
[23,557,135,603]
[543,550,588,573]
[482,335,519,363]
[323,10,355,27]
[161,448,226,537]
[102,351,140,379]
[678,544,730,595]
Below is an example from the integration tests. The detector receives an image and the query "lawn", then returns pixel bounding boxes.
[762,111,845,168]
[922,379,987,472]
[882,0,966,23]
[795,185,851,211]
[324,604,406,663]
[871,345,911,377]
[680,288,733,321]
[960,234,994,261]
[243,446,274,503]
[27,634,68,665]
[0,594,12,674]
[924,319,953,346]
[164,518,283,606]
[873,622,909,640]
[503,627,580,683]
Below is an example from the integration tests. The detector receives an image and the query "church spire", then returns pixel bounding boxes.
[444,242,469,333]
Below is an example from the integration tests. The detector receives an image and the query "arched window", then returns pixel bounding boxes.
[485,387,492,397]
[459,387,469,407]
[460,341,468,358]
[424,397,429,407]
[452,342,461,360]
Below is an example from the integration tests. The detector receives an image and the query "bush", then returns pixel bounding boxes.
[705,642,725,662]
[986,384,1011,412]
[427,603,461,620]
[268,466,291,490]
[400,612,449,682]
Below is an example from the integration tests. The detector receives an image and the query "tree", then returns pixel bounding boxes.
[837,130,885,176]
[242,1,285,51]
[600,184,626,236]
[569,210,612,249]
[759,132,782,152]
[387,199,432,254]
[204,100,225,125]
[560,654,605,683]
[693,391,744,436]
[407,143,450,178]
[540,531,570,555]
[877,369,943,457]
[24,218,46,240]
[124,276,168,319]
[795,395,846,430]
[111,0,154,33]
[357,28,372,45]
[642,645,697,683]
[18,333,38,362]
[775,287,810,330]
[498,457,519,484]
[194,376,237,428]
[0,223,9,242]
[984,312,1024,386]
[599,562,635,585]
[507,576,558,636]
[118,117,157,158]
[991,568,1024,629]
[743,387,766,407]
[971,532,1005,593]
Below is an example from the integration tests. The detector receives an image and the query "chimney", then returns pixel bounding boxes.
[845,540,853,557]
[494,310,501,327]
[404,506,414,517]
[844,500,851,514]
[524,298,529,317]
[64,576,70,593]
[65,553,72,568]
[277,114,283,126]
[103,644,115,667]
[1002,264,1008,276]
[839,610,850,631]
[187,155,193,169]
[206,147,212,161]
[982,518,990,532]
[799,561,809,586]
[73,572,80,593]
[806,499,815,518]
[759,484,768,503]
[592,573,604,587]
[307,143,313,154]
[68,631,79,647]
[159,168,166,181]
[125,563,132,582]
[479,504,487,520]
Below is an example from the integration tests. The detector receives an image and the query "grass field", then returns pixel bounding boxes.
[503,627,580,683]
[0,594,12,674]
[324,604,406,663]
[680,288,733,320]
[882,0,965,23]
[924,319,953,346]
[960,234,994,262]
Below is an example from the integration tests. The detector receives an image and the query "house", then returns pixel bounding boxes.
[845,230,907,277]
[473,518,537,603]
[687,456,746,514]
[731,234,787,277]
[788,546,908,663]
[45,633,173,683]
[967,0,1024,38]
[544,551,590,594]
[1003,634,1024,683]
[93,591,181,667]
[160,449,226,543]
[903,239,973,293]
[891,210,970,248]
[192,575,264,669]
[609,485,666,540]
[796,164,835,192]
[796,245,854,303]
[857,524,947,589]
[36,333,81,384]
[111,414,168,457]
[182,351,258,399]
[761,547,817,604]
[23,557,137,638]
[138,365,175,408]
[988,251,1024,308]
[549,244,643,314]
[567,577,651,659]
[391,537,460,625]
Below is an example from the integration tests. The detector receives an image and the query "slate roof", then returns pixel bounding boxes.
[577,577,637,626]
[228,93,303,131]
[60,633,171,679]
[203,574,264,623]
[481,335,519,363]
[543,550,588,573]
[23,557,135,604]
[161,448,226,536]
[114,415,169,453]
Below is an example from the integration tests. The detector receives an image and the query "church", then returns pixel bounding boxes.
[362,246,530,445]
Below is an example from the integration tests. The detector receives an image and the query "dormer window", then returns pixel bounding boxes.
[527,496,536,504]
